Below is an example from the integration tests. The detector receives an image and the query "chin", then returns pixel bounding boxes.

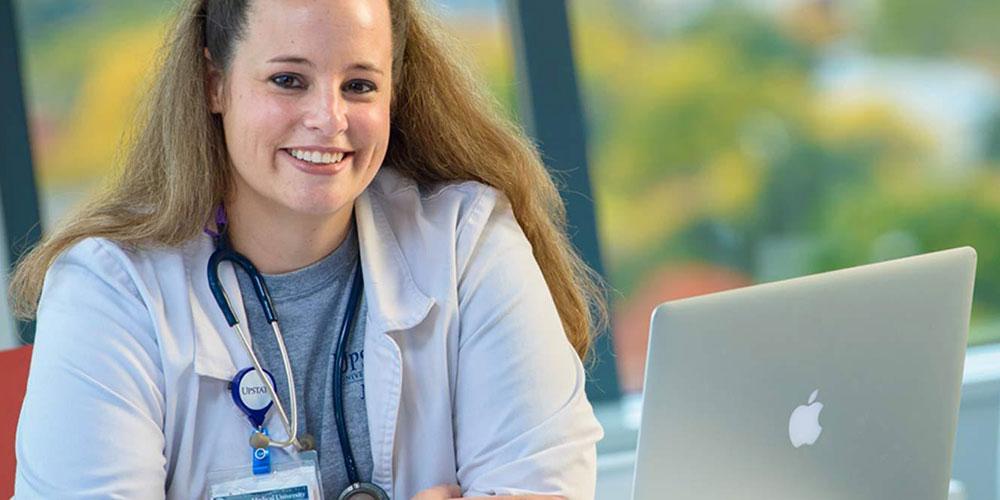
[276,165,377,217]
[282,193,354,218]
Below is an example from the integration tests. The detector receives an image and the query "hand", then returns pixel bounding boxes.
[411,485,564,500]
[412,484,463,500]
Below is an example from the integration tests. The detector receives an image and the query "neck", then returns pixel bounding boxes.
[225,196,354,275]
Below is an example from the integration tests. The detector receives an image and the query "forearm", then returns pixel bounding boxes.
[414,485,567,500]
[464,496,566,500]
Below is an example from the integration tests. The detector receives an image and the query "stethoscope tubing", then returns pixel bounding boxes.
[333,260,365,484]
[207,221,382,497]
[208,241,302,448]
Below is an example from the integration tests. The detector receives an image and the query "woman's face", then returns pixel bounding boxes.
[209,0,392,219]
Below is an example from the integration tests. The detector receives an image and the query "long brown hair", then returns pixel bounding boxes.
[8,0,607,360]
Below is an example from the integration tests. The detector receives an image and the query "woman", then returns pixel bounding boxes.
[10,0,605,498]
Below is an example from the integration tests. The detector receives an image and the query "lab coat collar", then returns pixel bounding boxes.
[192,168,435,379]
[355,168,436,334]
[191,235,250,381]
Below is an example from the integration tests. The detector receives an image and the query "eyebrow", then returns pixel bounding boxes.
[266,56,385,75]
[267,55,314,67]
[351,62,385,76]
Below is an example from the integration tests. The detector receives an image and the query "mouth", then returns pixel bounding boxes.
[281,148,354,175]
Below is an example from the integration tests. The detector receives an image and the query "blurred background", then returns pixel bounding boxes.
[4,0,1000,498]
[11,0,1000,390]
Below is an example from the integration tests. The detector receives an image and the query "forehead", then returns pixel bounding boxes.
[239,0,392,62]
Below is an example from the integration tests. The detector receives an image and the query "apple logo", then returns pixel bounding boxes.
[788,389,824,448]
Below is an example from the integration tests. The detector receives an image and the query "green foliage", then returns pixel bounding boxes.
[867,0,1000,59]
[575,0,1000,343]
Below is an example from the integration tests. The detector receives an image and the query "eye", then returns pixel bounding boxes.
[344,80,376,94]
[270,74,305,89]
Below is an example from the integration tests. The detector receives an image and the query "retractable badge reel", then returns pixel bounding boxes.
[206,367,324,499]
[231,367,277,474]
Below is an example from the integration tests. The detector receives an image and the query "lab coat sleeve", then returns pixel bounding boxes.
[15,238,167,498]
[453,189,604,500]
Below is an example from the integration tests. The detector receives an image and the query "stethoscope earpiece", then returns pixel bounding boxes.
[298,433,316,451]
[249,430,314,451]
[250,431,270,449]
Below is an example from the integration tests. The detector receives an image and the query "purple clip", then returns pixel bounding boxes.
[203,205,228,238]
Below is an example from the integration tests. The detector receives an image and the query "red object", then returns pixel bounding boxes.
[0,345,32,498]
[613,263,751,393]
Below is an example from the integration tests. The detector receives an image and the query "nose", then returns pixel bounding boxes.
[302,85,348,136]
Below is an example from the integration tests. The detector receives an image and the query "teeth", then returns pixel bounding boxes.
[289,149,347,165]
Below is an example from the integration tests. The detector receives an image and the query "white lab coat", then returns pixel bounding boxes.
[15,168,603,499]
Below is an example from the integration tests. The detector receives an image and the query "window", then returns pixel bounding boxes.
[570,0,1000,394]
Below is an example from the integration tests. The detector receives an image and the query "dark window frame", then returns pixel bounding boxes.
[506,0,621,402]
[1,0,41,344]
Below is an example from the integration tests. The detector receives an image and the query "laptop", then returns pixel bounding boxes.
[632,247,977,500]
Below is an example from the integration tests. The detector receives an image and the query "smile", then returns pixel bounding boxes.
[287,148,349,165]
[281,148,354,176]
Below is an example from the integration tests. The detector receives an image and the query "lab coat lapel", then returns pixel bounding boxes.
[355,174,435,333]
[355,171,436,491]
[189,235,252,381]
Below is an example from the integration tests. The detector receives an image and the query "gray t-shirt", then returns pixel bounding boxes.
[235,225,373,498]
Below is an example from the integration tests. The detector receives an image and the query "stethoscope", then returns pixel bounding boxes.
[206,208,389,500]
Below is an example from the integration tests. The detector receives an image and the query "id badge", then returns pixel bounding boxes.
[207,450,323,500]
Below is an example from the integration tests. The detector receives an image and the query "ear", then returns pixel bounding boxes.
[204,48,225,114]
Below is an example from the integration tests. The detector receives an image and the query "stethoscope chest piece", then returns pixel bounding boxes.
[339,481,390,500]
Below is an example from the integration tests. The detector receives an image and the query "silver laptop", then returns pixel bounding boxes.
[632,247,977,500]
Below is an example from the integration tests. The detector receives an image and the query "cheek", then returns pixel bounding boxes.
[226,87,300,155]
[354,105,391,146]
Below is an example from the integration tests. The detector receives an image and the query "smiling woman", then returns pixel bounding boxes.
[8,0,605,499]
[205,0,393,274]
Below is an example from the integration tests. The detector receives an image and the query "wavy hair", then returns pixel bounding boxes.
[8,0,607,360]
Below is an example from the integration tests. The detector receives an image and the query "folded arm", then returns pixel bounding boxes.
[450,191,604,499]
[15,239,167,498]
